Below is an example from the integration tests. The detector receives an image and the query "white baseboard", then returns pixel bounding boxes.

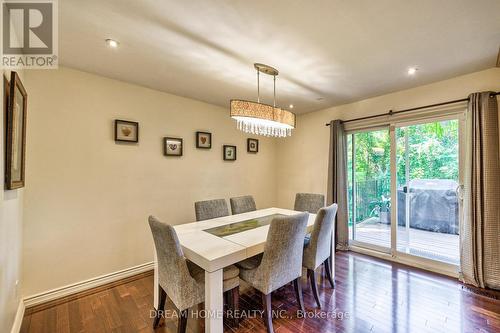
[24,261,154,308]
[10,300,25,333]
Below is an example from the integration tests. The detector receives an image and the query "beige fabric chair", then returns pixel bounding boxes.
[294,193,325,213]
[194,199,230,221]
[236,213,309,333]
[303,203,337,308]
[230,195,257,214]
[148,216,240,331]
[193,199,241,324]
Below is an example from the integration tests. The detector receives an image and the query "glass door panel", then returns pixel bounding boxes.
[347,128,391,250]
[395,120,460,265]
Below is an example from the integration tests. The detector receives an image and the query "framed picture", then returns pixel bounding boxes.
[115,119,139,142]
[223,145,237,161]
[247,138,259,153]
[164,137,183,156]
[196,131,212,149]
[5,72,27,190]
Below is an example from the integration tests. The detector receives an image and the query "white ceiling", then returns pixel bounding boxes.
[60,0,500,114]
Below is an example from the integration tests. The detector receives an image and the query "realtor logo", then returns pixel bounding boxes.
[2,0,58,68]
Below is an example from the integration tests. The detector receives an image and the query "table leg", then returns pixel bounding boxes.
[153,252,158,308]
[205,269,224,333]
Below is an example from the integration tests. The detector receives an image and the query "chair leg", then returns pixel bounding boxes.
[153,285,167,328]
[231,286,240,327]
[292,277,305,314]
[177,309,188,333]
[261,292,274,333]
[308,269,322,308]
[324,258,335,289]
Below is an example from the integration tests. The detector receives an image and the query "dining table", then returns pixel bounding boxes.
[153,207,335,333]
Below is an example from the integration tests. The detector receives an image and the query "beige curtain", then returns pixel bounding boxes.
[460,92,500,290]
[327,120,349,250]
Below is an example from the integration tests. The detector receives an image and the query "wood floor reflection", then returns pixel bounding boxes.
[20,252,500,333]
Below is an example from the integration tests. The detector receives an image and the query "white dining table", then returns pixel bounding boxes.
[153,207,335,333]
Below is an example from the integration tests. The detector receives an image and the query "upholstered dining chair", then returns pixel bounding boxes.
[236,213,309,333]
[294,193,325,214]
[148,216,240,331]
[303,203,337,308]
[230,195,257,214]
[194,198,230,221]
[193,200,241,325]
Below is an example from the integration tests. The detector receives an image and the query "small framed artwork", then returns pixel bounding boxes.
[115,119,139,143]
[5,72,28,190]
[223,145,237,161]
[164,137,183,156]
[196,131,212,149]
[247,138,259,153]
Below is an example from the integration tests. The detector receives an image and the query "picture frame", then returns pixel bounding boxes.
[5,71,27,190]
[114,119,139,143]
[247,138,259,153]
[196,131,212,149]
[223,145,237,161]
[164,137,183,156]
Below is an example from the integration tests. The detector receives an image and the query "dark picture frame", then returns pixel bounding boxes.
[223,145,237,161]
[247,138,259,153]
[196,131,212,149]
[5,71,27,190]
[114,119,139,143]
[164,137,183,156]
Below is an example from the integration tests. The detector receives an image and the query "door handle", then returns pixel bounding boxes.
[456,184,464,200]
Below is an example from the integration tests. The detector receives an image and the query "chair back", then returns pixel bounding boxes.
[148,216,203,310]
[230,195,257,214]
[194,199,229,221]
[258,212,309,293]
[303,204,338,269]
[294,193,325,213]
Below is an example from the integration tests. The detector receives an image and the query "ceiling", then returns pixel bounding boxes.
[60,0,500,114]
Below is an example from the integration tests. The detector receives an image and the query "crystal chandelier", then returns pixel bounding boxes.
[230,63,296,137]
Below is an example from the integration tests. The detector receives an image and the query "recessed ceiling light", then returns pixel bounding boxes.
[289,104,294,109]
[105,39,119,48]
[407,67,418,75]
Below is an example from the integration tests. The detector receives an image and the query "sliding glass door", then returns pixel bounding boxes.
[395,119,461,265]
[347,115,464,267]
[347,127,391,252]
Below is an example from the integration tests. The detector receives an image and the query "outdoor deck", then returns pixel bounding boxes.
[350,222,459,265]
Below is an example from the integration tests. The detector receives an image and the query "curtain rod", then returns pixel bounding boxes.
[325,91,500,126]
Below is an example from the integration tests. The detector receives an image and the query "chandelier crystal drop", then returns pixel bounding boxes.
[230,63,296,137]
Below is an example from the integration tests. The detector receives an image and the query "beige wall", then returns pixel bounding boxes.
[22,67,277,297]
[1,69,24,333]
[276,68,500,209]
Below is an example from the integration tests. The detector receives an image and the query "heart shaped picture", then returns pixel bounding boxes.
[164,137,183,156]
[196,132,212,149]
[115,120,138,143]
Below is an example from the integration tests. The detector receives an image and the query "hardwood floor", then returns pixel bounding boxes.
[20,252,500,333]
